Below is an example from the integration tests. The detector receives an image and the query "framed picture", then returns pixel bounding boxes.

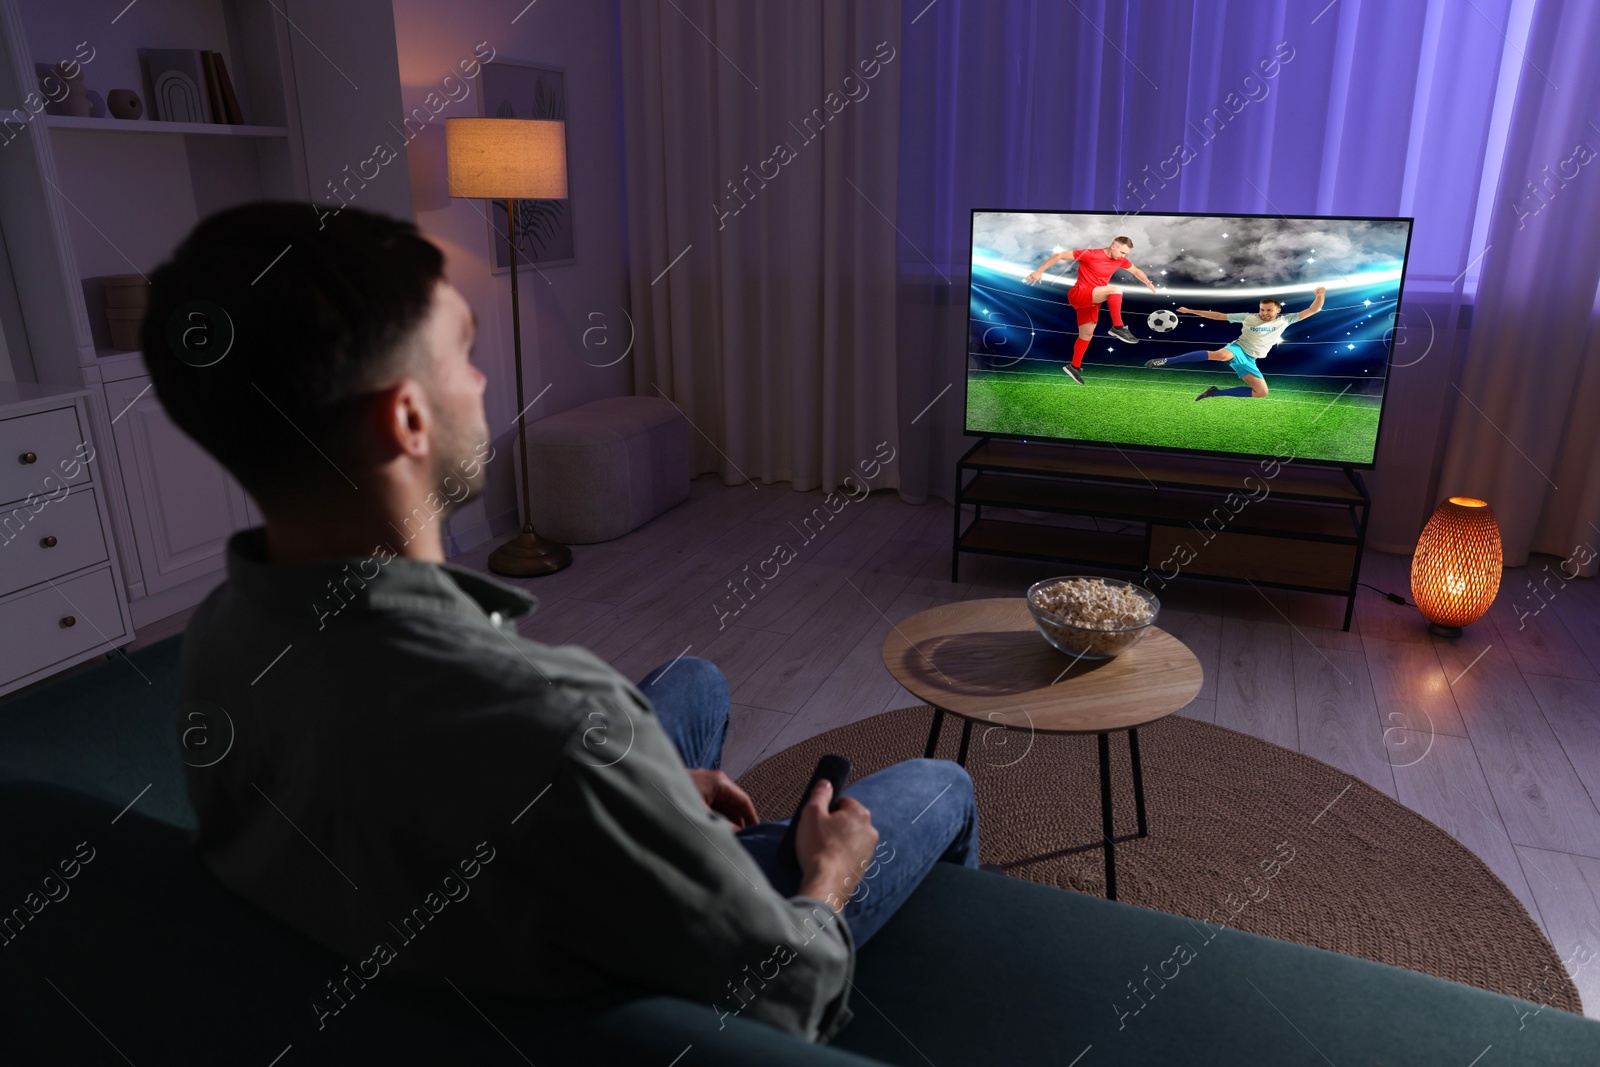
[480,59,576,270]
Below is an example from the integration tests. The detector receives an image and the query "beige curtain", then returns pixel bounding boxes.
[618,0,902,492]
[1434,0,1600,575]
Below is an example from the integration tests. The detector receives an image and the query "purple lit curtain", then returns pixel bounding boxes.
[618,1,904,492]
[890,0,1595,561]
[1435,0,1600,574]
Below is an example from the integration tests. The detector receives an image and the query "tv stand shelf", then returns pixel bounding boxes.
[953,439,1371,629]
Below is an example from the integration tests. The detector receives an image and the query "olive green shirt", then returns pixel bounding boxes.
[177,528,855,1041]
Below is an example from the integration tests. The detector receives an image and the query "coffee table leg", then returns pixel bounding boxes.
[1098,731,1116,901]
[924,707,945,759]
[956,717,973,766]
[1130,727,1147,839]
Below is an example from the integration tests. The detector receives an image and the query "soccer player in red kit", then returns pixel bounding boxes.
[1024,236,1157,384]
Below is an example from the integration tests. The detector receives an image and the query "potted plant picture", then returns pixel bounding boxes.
[481,61,576,269]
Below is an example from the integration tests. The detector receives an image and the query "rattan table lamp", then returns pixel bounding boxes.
[1411,496,1502,637]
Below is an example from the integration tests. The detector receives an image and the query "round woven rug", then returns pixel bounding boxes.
[737,705,1581,1013]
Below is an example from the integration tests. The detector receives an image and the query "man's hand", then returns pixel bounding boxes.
[1126,266,1158,294]
[794,780,878,909]
[1177,306,1195,314]
[688,769,759,828]
[1298,287,1328,322]
[1024,268,1045,285]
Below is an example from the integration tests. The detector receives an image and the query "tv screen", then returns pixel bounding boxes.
[966,209,1414,467]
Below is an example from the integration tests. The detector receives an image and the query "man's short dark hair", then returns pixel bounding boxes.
[143,202,445,508]
[1260,297,1282,308]
[1113,235,1133,248]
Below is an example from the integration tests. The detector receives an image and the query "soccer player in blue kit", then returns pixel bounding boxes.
[1143,287,1325,400]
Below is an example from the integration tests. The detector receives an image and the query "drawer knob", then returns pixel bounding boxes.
[60,615,76,628]
[41,535,58,548]
[19,451,37,464]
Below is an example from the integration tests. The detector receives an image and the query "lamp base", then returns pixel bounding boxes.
[488,524,572,577]
[1427,622,1464,638]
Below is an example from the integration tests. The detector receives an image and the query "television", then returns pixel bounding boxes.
[965,209,1414,468]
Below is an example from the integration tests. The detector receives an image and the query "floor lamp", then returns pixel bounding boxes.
[446,117,573,577]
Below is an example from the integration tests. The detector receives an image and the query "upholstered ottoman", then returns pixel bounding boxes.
[526,396,691,543]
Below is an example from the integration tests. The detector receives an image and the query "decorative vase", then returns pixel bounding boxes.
[55,61,91,117]
[104,308,145,352]
[107,89,143,120]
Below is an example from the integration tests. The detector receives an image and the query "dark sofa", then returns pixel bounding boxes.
[2,637,1596,1065]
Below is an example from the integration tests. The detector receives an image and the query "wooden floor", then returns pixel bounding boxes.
[451,476,1600,1018]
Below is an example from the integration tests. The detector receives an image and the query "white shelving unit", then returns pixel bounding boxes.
[0,0,411,657]
[0,0,307,633]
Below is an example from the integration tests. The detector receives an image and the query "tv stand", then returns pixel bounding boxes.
[952,439,1371,630]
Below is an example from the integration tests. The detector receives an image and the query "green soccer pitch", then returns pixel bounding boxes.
[965,365,1383,464]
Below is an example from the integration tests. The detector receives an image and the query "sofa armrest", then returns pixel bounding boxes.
[833,863,1599,1065]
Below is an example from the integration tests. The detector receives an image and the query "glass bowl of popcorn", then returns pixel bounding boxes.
[1026,576,1160,661]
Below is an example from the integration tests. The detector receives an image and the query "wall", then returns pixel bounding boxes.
[389,0,632,555]
[289,0,415,225]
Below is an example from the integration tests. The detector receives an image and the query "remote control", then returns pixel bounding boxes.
[777,754,853,869]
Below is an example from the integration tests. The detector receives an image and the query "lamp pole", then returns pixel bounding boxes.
[487,198,572,576]
[508,197,530,529]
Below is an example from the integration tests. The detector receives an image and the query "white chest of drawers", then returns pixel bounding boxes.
[0,384,134,697]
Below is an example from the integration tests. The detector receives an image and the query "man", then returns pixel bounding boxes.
[1023,236,1158,384]
[1142,288,1326,400]
[143,203,978,1044]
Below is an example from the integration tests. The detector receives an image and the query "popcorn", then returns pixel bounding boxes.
[1028,578,1156,659]
[1031,578,1155,629]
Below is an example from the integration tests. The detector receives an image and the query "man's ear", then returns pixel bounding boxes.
[372,378,431,461]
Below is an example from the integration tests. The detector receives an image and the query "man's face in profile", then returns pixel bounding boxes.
[416,280,491,506]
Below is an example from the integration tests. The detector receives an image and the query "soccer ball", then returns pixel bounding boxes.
[1148,309,1179,333]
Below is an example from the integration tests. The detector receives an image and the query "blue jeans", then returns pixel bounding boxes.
[638,657,980,945]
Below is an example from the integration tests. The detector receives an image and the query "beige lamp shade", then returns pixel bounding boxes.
[1411,495,1502,634]
[445,118,568,199]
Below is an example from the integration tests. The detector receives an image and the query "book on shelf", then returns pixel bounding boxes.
[212,53,244,124]
[199,51,245,124]
[199,51,225,123]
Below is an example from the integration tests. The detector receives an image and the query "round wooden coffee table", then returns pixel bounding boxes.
[880,597,1204,900]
